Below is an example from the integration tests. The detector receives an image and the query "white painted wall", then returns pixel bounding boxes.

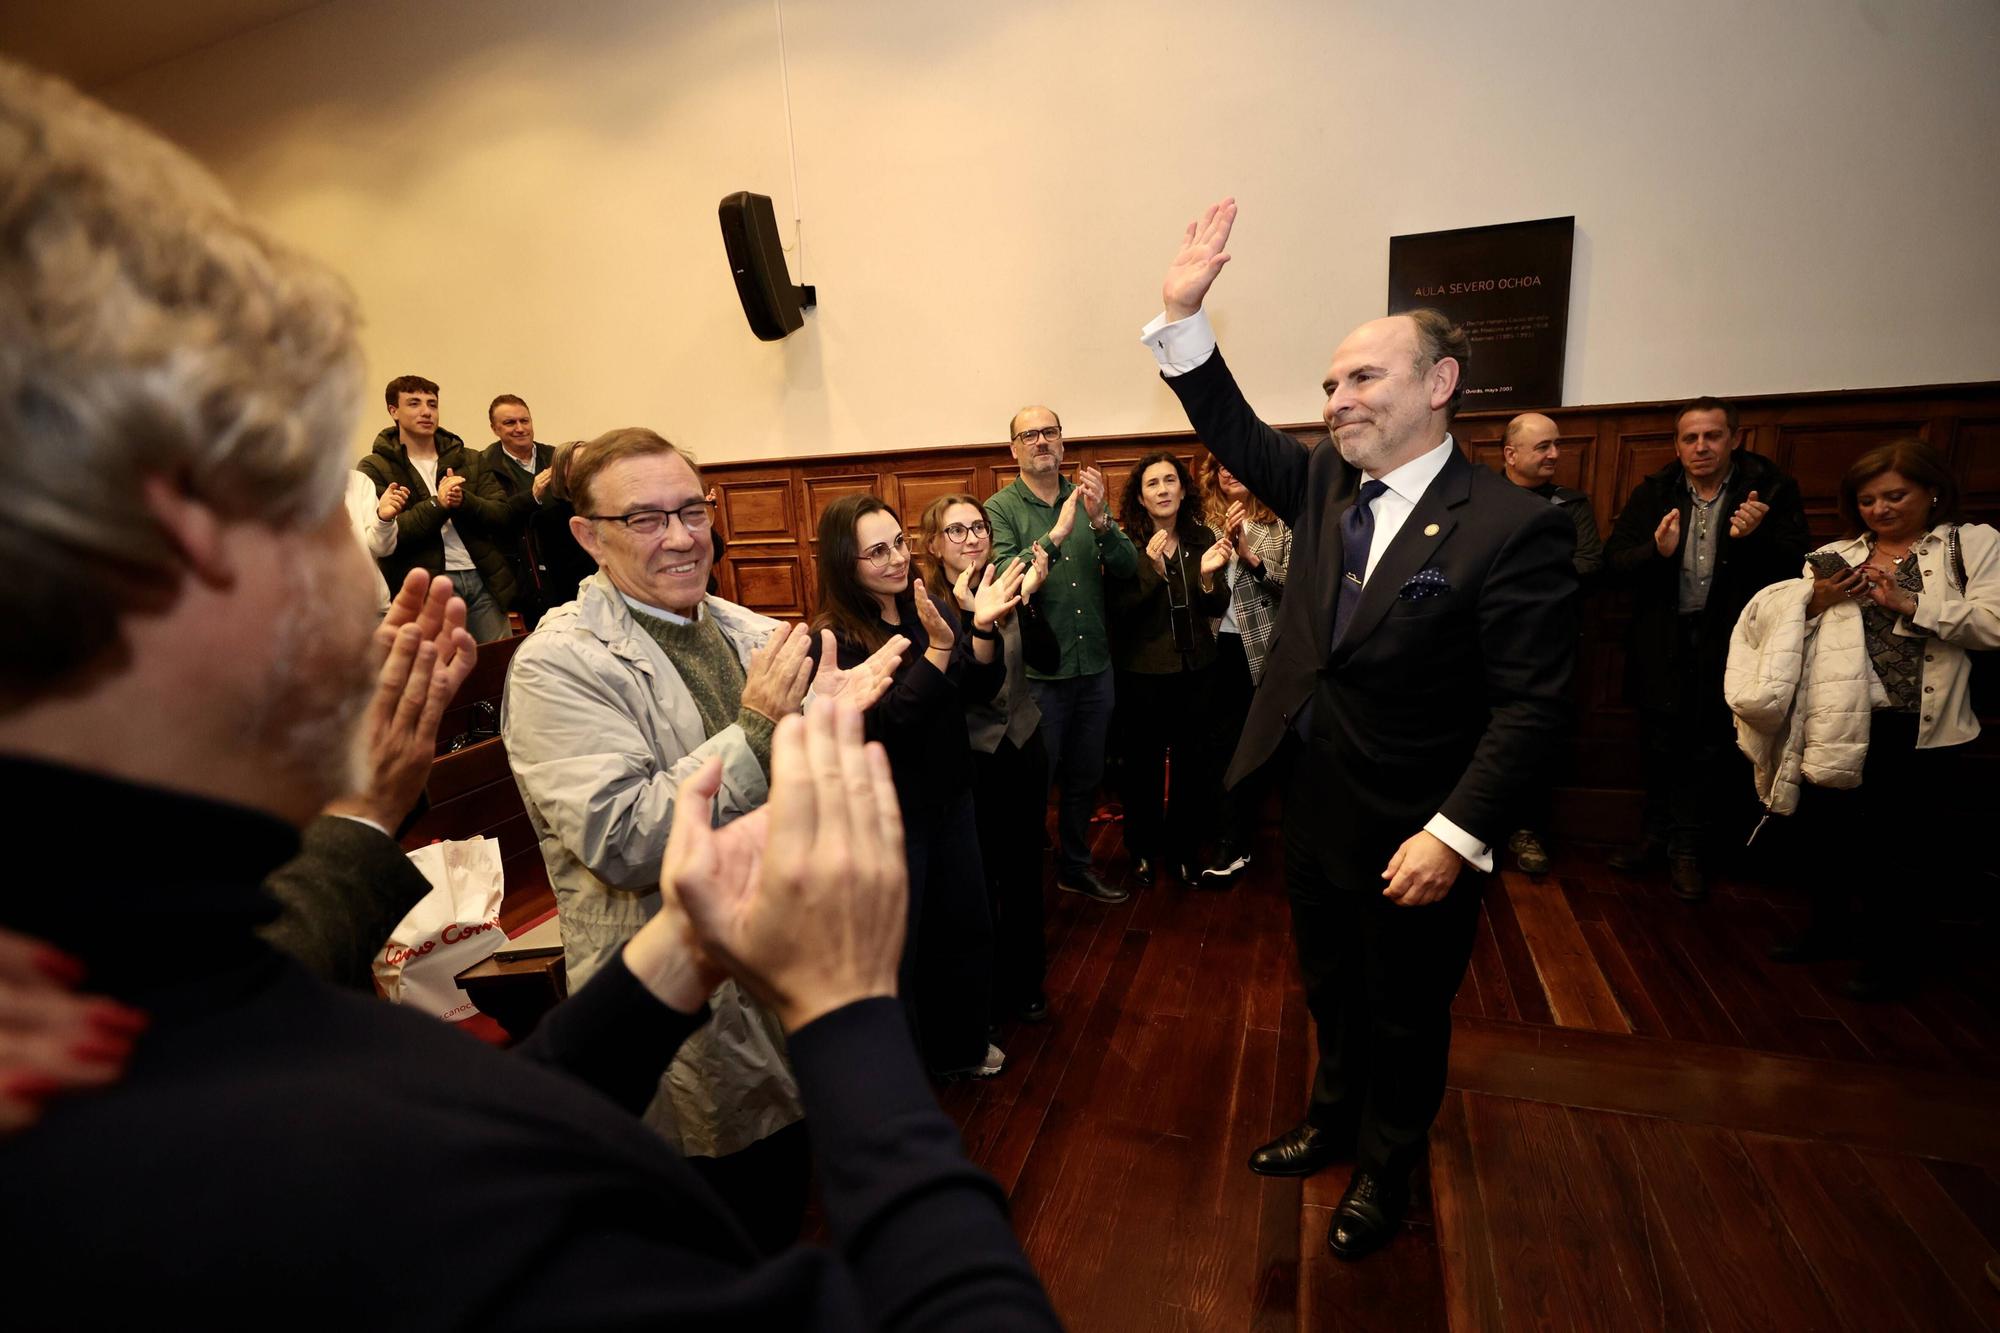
[95,0,2000,462]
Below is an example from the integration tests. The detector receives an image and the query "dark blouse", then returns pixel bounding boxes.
[1862,547,1929,712]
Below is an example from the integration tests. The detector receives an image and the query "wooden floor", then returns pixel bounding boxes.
[938,824,2000,1331]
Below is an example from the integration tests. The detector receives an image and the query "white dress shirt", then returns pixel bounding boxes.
[1139,308,1493,872]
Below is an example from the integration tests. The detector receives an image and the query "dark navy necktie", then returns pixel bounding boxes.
[1332,478,1388,647]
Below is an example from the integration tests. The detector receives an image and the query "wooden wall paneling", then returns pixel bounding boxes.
[713,473,795,544]
[1769,419,1930,539]
[803,471,885,545]
[729,556,807,620]
[897,465,982,533]
[1608,428,1676,519]
[1952,418,2000,515]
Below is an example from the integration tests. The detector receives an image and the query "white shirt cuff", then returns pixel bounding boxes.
[1139,308,1219,377]
[1425,813,1493,873]
[331,812,394,839]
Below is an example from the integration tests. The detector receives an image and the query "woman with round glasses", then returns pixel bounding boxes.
[810,494,1023,1078]
[1107,451,1232,887]
[919,494,1060,1026]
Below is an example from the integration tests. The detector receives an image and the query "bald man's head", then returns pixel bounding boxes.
[1501,413,1561,487]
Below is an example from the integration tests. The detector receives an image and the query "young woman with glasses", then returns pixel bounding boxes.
[1107,451,1232,888]
[919,494,1060,1026]
[809,494,1022,1078]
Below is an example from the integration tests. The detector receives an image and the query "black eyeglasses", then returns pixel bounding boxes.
[1013,427,1061,445]
[584,500,715,536]
[942,521,991,543]
[858,533,909,569]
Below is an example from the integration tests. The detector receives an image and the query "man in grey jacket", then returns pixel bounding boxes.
[502,426,903,1253]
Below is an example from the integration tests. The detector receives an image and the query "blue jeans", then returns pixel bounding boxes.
[1028,668,1114,880]
[445,566,512,643]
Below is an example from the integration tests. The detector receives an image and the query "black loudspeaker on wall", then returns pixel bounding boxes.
[719,191,816,341]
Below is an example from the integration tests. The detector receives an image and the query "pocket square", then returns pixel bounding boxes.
[1398,567,1451,600]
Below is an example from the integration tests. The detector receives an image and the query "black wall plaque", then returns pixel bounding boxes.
[1388,216,1573,412]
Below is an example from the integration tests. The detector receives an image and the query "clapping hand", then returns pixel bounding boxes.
[1047,487,1082,547]
[1163,197,1238,322]
[1199,536,1232,586]
[913,579,955,667]
[810,629,908,713]
[376,483,412,521]
[970,559,1026,631]
[1145,528,1174,578]
[1226,501,1256,561]
[739,622,814,723]
[1076,467,1109,524]
[1653,509,1682,558]
[657,701,906,1033]
[1022,542,1051,598]
[437,468,465,509]
[1729,490,1769,539]
[531,469,554,503]
[326,569,478,831]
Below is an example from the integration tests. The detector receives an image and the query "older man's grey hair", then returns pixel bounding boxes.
[0,58,363,700]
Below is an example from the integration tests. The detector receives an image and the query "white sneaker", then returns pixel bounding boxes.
[972,1042,1006,1079]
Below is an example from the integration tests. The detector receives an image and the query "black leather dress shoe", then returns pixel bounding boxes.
[1326,1170,1409,1260]
[1129,857,1156,887]
[1015,994,1050,1024]
[1248,1122,1344,1177]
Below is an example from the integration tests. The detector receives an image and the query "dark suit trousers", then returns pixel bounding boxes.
[1638,614,1746,855]
[1283,737,1485,1178]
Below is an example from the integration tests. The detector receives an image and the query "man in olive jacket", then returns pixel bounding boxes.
[1603,396,1810,899]
[356,374,517,641]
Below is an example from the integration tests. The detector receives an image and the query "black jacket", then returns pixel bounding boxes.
[473,439,556,624]
[1603,450,1810,710]
[1165,349,1579,879]
[1529,481,1605,583]
[1106,522,1233,674]
[808,589,1006,823]
[0,757,1058,1330]
[356,427,520,608]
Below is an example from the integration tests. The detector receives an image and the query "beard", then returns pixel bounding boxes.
[1333,427,1396,475]
[239,548,381,813]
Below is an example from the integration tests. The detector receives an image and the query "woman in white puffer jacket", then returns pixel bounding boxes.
[1753,440,1998,1000]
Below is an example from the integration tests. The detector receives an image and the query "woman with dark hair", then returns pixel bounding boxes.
[809,493,1021,1075]
[1194,454,1294,885]
[920,494,1061,1024]
[1107,451,1232,887]
[1731,439,1998,999]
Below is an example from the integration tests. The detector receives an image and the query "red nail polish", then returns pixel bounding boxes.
[87,1002,151,1038]
[68,1035,133,1065]
[1,1073,65,1102]
[32,946,87,988]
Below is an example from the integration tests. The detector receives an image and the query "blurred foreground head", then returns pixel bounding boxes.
[0,57,381,822]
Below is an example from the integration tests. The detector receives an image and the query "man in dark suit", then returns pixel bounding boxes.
[474,393,557,627]
[1141,199,1579,1259]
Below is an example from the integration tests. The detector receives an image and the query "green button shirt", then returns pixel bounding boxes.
[986,474,1139,681]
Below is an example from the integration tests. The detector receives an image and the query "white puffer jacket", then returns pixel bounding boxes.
[1725,580,1882,814]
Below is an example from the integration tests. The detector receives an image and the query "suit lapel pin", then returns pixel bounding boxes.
[1423,523,1440,537]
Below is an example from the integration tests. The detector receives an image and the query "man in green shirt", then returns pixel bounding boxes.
[987,405,1139,904]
